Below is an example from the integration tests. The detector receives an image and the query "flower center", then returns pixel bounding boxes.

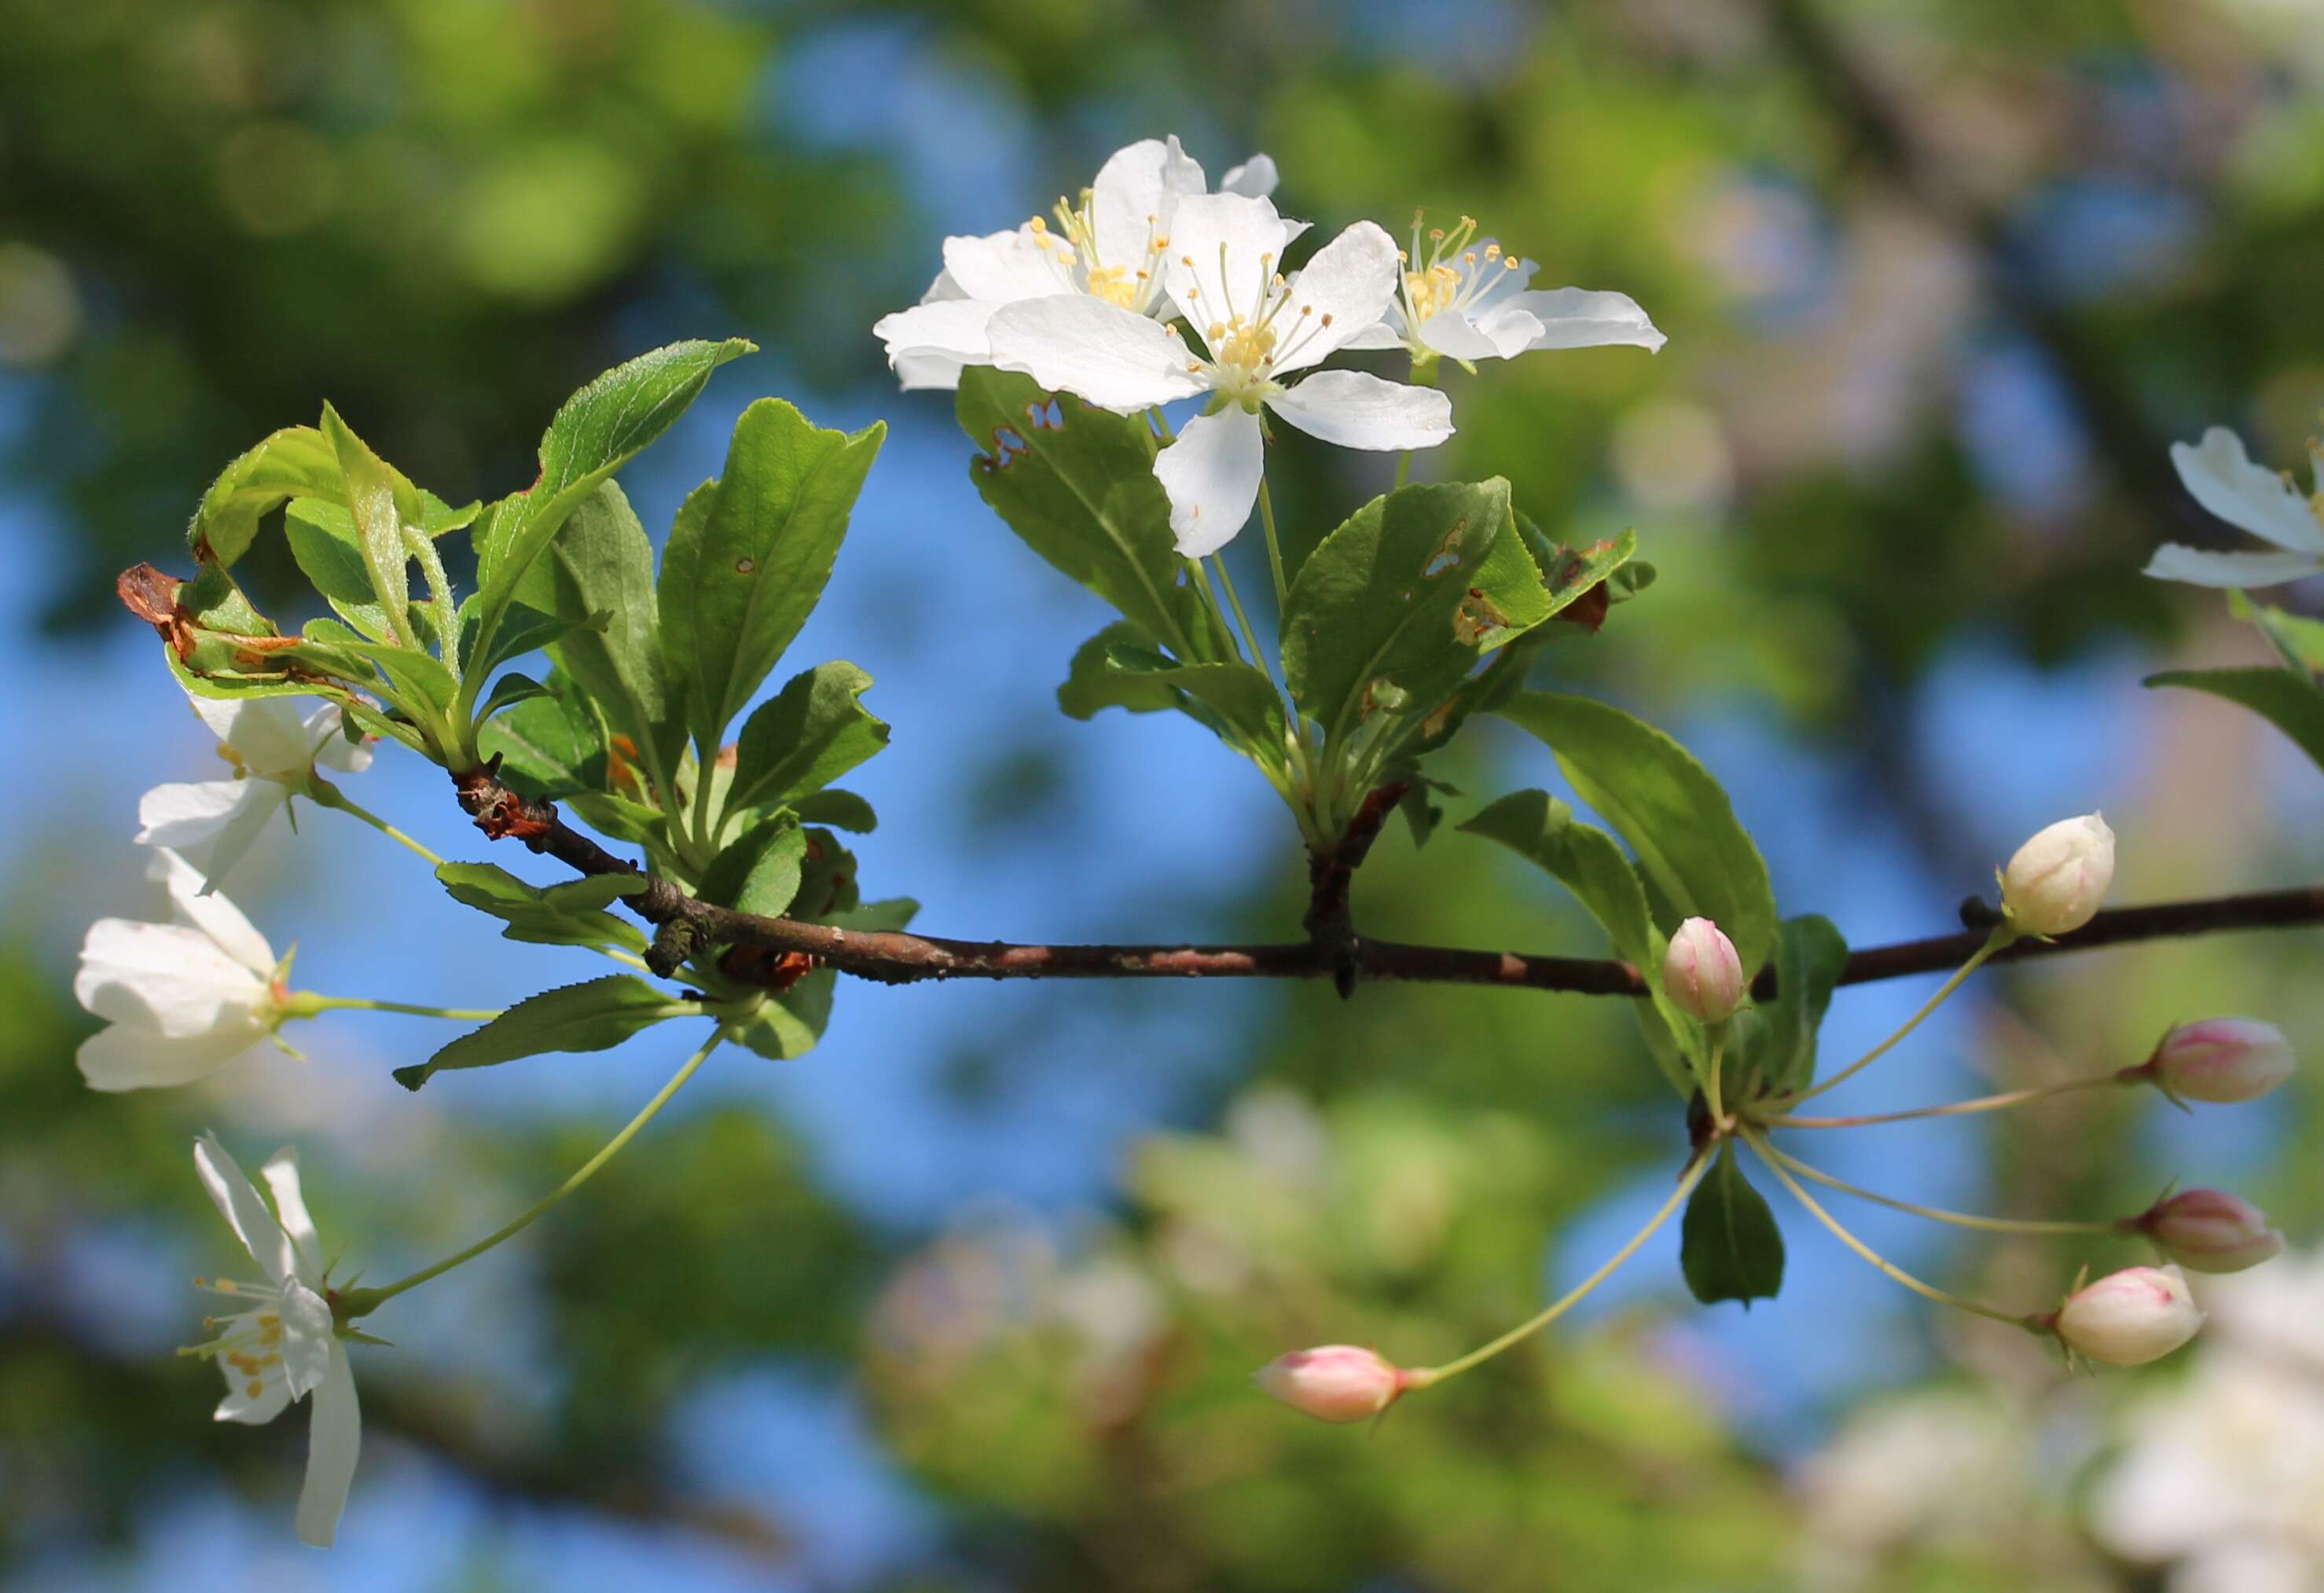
[1026,193,1172,317]
[185,1278,292,1401]
[1178,244,1334,403]
[1399,211,1522,333]
[215,740,251,780]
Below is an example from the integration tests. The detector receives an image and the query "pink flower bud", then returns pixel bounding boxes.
[2135,1188,2285,1274]
[2051,1264,2203,1366]
[2130,1018,2296,1103]
[2000,813,2115,936]
[1254,1345,1405,1423]
[1663,916,1744,1024]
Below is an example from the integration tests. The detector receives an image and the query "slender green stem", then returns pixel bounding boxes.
[1764,1074,2117,1129]
[1392,358,1438,492]
[1759,1143,2114,1236]
[1184,558,1239,663]
[1211,553,1270,679]
[353,1031,723,1310]
[1740,1129,2030,1326]
[688,742,721,864]
[1704,1032,1728,1125]
[1405,1153,1710,1389]
[304,780,445,867]
[1785,925,2017,1105]
[1256,475,1290,612]
[1393,452,1412,490]
[285,993,503,1023]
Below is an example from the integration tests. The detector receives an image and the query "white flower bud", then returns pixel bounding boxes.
[2131,1018,2296,1103]
[2135,1188,2285,1275]
[1254,1344,1405,1423]
[1663,916,1744,1024]
[1999,813,2115,936]
[2052,1264,2203,1366]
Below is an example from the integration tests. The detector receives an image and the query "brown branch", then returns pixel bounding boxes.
[450,764,2324,1000]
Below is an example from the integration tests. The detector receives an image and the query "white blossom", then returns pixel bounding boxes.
[74,849,288,1091]
[189,1133,362,1548]
[1344,214,1665,367]
[2145,427,2324,589]
[988,193,1454,554]
[137,684,371,892]
[874,136,1278,391]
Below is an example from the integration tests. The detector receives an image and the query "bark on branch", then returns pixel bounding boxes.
[450,765,2324,1000]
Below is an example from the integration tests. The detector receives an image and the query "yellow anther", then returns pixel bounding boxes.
[1085,264,1137,307]
[246,1379,264,1398]
[1429,228,1445,241]
[1320,313,1333,326]
[1028,216,1047,233]
[1485,244,1501,259]
[1503,256,1520,270]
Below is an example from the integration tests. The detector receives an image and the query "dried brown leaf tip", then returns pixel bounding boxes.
[116,563,197,659]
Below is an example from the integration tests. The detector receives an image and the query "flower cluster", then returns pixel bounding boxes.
[876,136,1663,555]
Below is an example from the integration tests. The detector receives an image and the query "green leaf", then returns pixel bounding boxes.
[1458,790,1657,969]
[186,426,342,567]
[1742,916,1849,1099]
[789,788,877,832]
[434,861,647,952]
[296,620,458,723]
[1101,643,1287,760]
[2229,590,2324,676]
[475,670,552,726]
[479,671,606,798]
[1680,1145,1786,1306]
[726,978,831,1061]
[1058,622,1181,719]
[469,338,753,677]
[1496,692,1778,976]
[788,828,860,923]
[727,663,889,814]
[525,480,685,790]
[395,975,687,1088]
[320,403,427,638]
[956,369,1221,660]
[699,815,807,917]
[659,398,885,751]
[1282,478,1553,753]
[1458,787,1692,1096]
[568,791,670,850]
[2147,665,2324,773]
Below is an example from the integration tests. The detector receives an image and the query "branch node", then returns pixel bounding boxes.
[645,917,705,980]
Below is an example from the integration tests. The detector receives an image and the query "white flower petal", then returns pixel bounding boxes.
[1339,320,1411,351]
[919,269,965,305]
[875,299,1003,376]
[77,1024,266,1092]
[987,295,1209,411]
[894,352,968,391]
[295,1342,362,1549]
[1219,154,1279,199]
[1162,193,1298,332]
[160,784,285,894]
[1155,407,1265,558]
[1090,138,1205,275]
[2171,428,2324,553]
[137,778,265,850]
[1269,221,1401,374]
[304,705,370,775]
[263,1149,325,1283]
[1506,287,1669,354]
[75,919,269,1037]
[200,692,315,777]
[941,228,1067,303]
[1267,370,1456,452]
[196,1132,300,1287]
[276,1277,335,1399]
[150,848,274,974]
[2142,544,2323,589]
[214,1364,295,1425]
[1416,306,1511,363]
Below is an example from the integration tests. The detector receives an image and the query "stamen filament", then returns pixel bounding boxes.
[1404,1151,1711,1389]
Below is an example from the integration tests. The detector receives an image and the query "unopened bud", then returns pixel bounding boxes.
[1999,813,2115,936]
[1254,1344,1405,1423]
[1663,916,1744,1024]
[2127,1018,2296,1104]
[2050,1264,2203,1366]
[2134,1188,2285,1275]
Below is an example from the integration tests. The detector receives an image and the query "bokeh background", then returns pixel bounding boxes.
[6,0,2323,1587]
